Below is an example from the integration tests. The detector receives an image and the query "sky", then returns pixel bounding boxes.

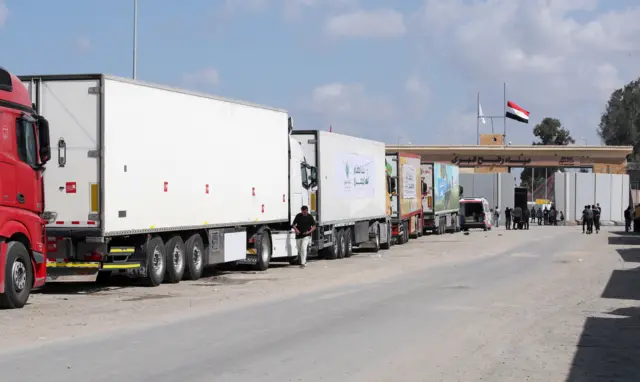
[1,0,639,146]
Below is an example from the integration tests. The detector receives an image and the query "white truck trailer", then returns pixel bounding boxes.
[420,162,461,234]
[291,130,392,258]
[20,74,313,285]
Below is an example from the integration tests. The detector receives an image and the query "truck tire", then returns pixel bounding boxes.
[323,231,340,260]
[255,229,272,271]
[343,228,353,258]
[184,234,204,280]
[0,242,33,309]
[396,225,406,245]
[380,225,391,250]
[144,236,166,287]
[336,229,346,259]
[403,222,410,243]
[372,225,381,253]
[164,236,186,284]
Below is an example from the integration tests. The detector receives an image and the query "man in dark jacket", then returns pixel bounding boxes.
[625,206,632,232]
[505,207,512,230]
[536,208,543,225]
[513,207,522,229]
[593,203,601,234]
[523,208,530,229]
[582,205,588,233]
[585,205,594,234]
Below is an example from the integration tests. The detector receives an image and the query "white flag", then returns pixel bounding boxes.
[478,103,486,124]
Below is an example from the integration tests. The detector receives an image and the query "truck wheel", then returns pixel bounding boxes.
[255,229,272,271]
[343,228,353,258]
[380,225,391,250]
[0,242,33,309]
[404,222,410,243]
[184,234,204,280]
[164,236,186,284]
[336,229,346,259]
[323,231,340,260]
[372,226,381,253]
[144,236,166,287]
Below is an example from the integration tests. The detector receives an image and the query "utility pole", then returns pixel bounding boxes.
[133,0,138,79]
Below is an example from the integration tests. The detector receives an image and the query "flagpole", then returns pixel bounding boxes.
[476,92,480,145]
[503,82,506,140]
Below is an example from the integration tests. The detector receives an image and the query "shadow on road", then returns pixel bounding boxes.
[566,240,640,381]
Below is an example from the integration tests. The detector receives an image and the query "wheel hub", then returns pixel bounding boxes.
[173,246,184,272]
[12,261,27,292]
[192,246,203,270]
[152,246,164,276]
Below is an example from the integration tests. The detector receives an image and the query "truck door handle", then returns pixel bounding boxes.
[58,138,67,167]
[17,193,25,204]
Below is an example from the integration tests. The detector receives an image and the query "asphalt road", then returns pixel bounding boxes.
[2,226,639,381]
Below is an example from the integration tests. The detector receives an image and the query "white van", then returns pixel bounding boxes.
[460,197,492,231]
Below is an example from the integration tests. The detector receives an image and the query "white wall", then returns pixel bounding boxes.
[554,172,629,222]
[460,173,515,225]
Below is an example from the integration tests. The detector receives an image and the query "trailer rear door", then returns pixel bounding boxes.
[22,77,102,233]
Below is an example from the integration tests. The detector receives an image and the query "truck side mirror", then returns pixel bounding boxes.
[37,116,51,164]
[309,167,317,187]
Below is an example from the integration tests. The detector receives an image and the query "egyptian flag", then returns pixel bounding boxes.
[505,101,530,123]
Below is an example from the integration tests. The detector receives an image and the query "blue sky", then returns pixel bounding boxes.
[2,0,639,146]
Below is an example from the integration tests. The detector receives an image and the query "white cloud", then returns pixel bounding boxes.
[411,0,640,142]
[324,9,405,38]
[182,68,220,88]
[75,36,91,52]
[298,82,397,139]
[0,1,8,28]
[309,82,394,120]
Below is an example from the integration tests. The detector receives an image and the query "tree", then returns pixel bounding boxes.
[532,118,575,146]
[520,118,575,189]
[597,78,640,161]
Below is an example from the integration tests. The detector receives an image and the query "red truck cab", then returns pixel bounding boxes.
[0,67,51,309]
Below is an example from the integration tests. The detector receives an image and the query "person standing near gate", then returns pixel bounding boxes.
[293,206,316,268]
[593,203,601,234]
[505,207,512,230]
[625,205,633,232]
[585,205,594,234]
[494,206,500,228]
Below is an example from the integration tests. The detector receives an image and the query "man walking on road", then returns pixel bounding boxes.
[293,206,316,268]
[494,206,500,228]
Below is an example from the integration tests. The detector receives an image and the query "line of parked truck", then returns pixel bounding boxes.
[0,68,462,309]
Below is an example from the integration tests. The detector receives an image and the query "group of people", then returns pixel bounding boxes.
[492,204,564,230]
[581,204,602,234]
[530,206,563,226]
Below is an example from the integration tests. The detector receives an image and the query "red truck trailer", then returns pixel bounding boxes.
[0,67,51,309]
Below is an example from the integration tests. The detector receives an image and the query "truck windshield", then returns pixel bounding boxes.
[16,118,38,167]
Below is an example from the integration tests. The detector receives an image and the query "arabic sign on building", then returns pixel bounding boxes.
[338,153,375,197]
